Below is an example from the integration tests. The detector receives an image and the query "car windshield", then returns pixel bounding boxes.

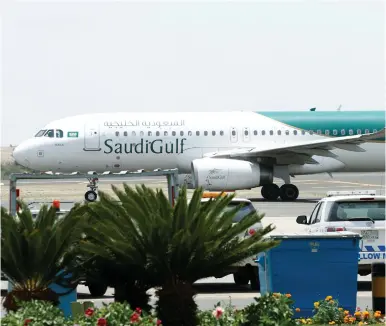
[200,201,256,223]
[326,200,385,221]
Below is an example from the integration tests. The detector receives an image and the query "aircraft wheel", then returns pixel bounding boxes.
[279,184,299,201]
[85,190,98,202]
[261,184,280,200]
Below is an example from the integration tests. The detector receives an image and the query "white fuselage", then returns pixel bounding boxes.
[12,111,386,176]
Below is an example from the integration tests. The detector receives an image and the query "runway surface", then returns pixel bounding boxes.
[0,172,384,316]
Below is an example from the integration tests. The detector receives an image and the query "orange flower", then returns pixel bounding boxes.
[344,310,349,315]
[354,311,361,317]
[285,293,291,298]
[325,295,333,301]
[374,312,381,318]
[296,308,300,312]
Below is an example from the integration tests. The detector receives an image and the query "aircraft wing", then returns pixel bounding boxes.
[207,128,385,164]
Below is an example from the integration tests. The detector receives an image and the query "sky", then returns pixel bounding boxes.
[1,0,385,146]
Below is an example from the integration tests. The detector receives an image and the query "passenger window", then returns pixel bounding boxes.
[55,129,63,138]
[156,131,160,136]
[357,129,361,135]
[262,130,265,135]
[349,129,353,135]
[115,131,119,136]
[196,131,200,136]
[301,130,306,135]
[180,131,184,136]
[333,129,338,135]
[244,130,249,136]
[325,130,330,136]
[293,130,297,135]
[35,130,46,137]
[365,129,369,134]
[277,130,281,135]
[220,131,224,136]
[285,130,289,135]
[164,131,168,136]
[231,130,236,136]
[341,129,345,136]
[269,130,273,135]
[309,130,313,135]
[132,131,136,136]
[124,131,128,137]
[204,131,208,136]
[317,130,321,135]
[254,130,258,136]
[188,131,192,136]
[140,131,144,136]
[212,131,216,136]
[148,131,152,136]
[373,129,377,133]
[172,131,176,136]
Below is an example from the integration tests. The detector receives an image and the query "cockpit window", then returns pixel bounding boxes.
[44,129,55,138]
[56,129,64,138]
[35,130,47,137]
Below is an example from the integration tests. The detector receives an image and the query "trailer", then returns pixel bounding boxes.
[5,169,180,295]
[8,168,180,216]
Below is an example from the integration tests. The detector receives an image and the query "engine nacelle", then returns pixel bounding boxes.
[191,158,273,191]
[177,174,195,189]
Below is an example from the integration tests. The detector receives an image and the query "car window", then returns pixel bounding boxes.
[309,203,321,224]
[314,202,324,223]
[200,201,256,223]
[326,200,385,221]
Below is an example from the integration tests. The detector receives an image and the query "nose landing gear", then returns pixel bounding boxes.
[84,177,98,202]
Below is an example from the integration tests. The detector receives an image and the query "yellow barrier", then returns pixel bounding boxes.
[372,262,385,314]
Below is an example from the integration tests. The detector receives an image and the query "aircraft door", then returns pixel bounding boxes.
[84,123,101,151]
[230,127,238,143]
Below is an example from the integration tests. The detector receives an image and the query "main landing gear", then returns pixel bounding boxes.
[261,183,299,201]
[84,177,99,202]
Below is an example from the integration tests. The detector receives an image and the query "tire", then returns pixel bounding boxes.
[233,272,249,286]
[85,190,98,202]
[88,283,107,297]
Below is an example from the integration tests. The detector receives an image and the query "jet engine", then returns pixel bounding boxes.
[177,174,195,189]
[191,158,273,191]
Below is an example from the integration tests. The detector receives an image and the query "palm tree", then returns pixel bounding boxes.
[78,195,155,311]
[1,201,88,312]
[82,183,280,326]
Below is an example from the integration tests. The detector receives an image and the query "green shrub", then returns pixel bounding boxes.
[0,299,72,325]
[242,292,297,326]
[72,302,162,325]
[197,300,245,326]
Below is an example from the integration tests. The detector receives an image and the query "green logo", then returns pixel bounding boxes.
[67,131,79,138]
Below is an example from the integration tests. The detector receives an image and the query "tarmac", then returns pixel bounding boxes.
[0,171,385,315]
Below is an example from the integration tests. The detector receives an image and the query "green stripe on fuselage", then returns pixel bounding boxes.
[256,110,385,141]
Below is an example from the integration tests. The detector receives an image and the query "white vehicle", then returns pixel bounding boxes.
[200,192,263,289]
[296,190,385,275]
[12,110,385,202]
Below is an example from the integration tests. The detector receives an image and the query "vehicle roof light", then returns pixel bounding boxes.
[326,190,377,197]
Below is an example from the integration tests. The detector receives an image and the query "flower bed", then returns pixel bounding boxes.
[1,293,384,326]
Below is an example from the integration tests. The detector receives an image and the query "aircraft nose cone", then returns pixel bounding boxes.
[12,144,31,168]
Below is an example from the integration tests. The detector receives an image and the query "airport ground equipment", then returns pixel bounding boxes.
[256,231,361,318]
[8,169,180,216]
[372,262,385,314]
[296,190,385,276]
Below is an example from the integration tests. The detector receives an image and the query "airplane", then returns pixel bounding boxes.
[12,110,385,202]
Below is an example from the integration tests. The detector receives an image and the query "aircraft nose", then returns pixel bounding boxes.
[12,143,31,168]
